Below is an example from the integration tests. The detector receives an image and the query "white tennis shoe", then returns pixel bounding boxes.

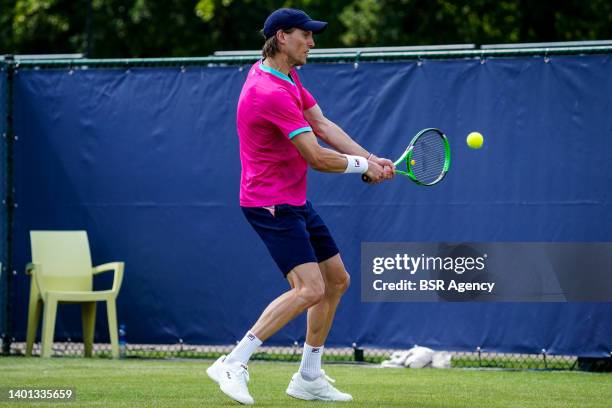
[207,355,254,405]
[205,355,226,383]
[286,370,353,402]
[218,360,254,405]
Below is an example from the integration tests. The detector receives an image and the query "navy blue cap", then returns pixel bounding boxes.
[263,8,328,39]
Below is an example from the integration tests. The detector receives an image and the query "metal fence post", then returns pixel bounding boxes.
[0,55,15,355]
[352,342,364,362]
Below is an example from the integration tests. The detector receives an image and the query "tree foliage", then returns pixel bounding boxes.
[1,0,611,57]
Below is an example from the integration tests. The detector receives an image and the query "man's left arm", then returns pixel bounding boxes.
[303,104,394,174]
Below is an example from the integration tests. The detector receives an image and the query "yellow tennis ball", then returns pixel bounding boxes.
[467,131,484,149]
[410,159,416,166]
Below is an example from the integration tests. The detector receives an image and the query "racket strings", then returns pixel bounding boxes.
[409,131,447,184]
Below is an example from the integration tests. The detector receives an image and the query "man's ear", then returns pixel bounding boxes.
[276,30,286,45]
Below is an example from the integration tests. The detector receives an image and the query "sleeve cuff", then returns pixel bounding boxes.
[288,126,313,139]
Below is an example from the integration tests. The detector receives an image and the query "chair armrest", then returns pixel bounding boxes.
[92,262,122,274]
[26,262,38,275]
[25,263,45,294]
[92,262,124,294]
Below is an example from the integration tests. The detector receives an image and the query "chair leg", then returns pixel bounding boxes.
[26,279,43,357]
[106,300,119,359]
[81,302,97,358]
[41,297,58,358]
[26,297,43,357]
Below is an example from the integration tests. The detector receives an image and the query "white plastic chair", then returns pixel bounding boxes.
[25,231,124,358]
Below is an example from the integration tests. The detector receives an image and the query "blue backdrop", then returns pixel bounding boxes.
[9,55,612,356]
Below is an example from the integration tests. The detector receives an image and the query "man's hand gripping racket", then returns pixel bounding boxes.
[363,128,451,186]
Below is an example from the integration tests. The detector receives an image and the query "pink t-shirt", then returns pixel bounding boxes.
[237,61,317,207]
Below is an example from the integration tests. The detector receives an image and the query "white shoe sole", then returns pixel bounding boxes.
[286,382,353,402]
[286,388,319,401]
[220,383,254,405]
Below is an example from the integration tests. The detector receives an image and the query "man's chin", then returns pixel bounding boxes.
[289,56,307,68]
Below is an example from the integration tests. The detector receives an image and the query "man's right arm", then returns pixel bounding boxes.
[303,104,395,178]
[263,88,385,182]
[291,131,385,182]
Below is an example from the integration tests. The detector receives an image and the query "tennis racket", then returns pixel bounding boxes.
[363,128,451,185]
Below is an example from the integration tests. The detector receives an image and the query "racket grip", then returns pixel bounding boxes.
[362,174,371,183]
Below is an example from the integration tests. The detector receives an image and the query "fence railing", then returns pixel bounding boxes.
[8,341,581,370]
[3,41,612,69]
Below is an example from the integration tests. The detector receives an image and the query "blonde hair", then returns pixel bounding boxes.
[260,28,295,59]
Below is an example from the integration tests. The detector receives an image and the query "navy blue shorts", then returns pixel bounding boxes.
[241,201,340,277]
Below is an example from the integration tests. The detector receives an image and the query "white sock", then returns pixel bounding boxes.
[299,343,324,381]
[226,331,262,366]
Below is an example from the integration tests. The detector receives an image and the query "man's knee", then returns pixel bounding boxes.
[327,269,350,296]
[320,255,350,296]
[296,282,325,308]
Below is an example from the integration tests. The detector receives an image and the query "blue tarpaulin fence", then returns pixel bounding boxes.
[4,54,612,356]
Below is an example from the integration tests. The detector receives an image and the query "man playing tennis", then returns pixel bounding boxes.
[207,8,394,404]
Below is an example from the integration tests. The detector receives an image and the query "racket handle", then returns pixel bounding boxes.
[362,174,371,183]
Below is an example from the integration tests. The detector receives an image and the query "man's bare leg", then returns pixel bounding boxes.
[289,254,350,380]
[210,262,328,405]
[222,261,326,368]
[285,254,353,402]
[304,254,350,347]
[249,262,325,341]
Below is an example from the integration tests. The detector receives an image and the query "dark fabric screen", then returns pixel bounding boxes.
[9,56,612,356]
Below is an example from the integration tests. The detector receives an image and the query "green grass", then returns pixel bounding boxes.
[1,357,611,407]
